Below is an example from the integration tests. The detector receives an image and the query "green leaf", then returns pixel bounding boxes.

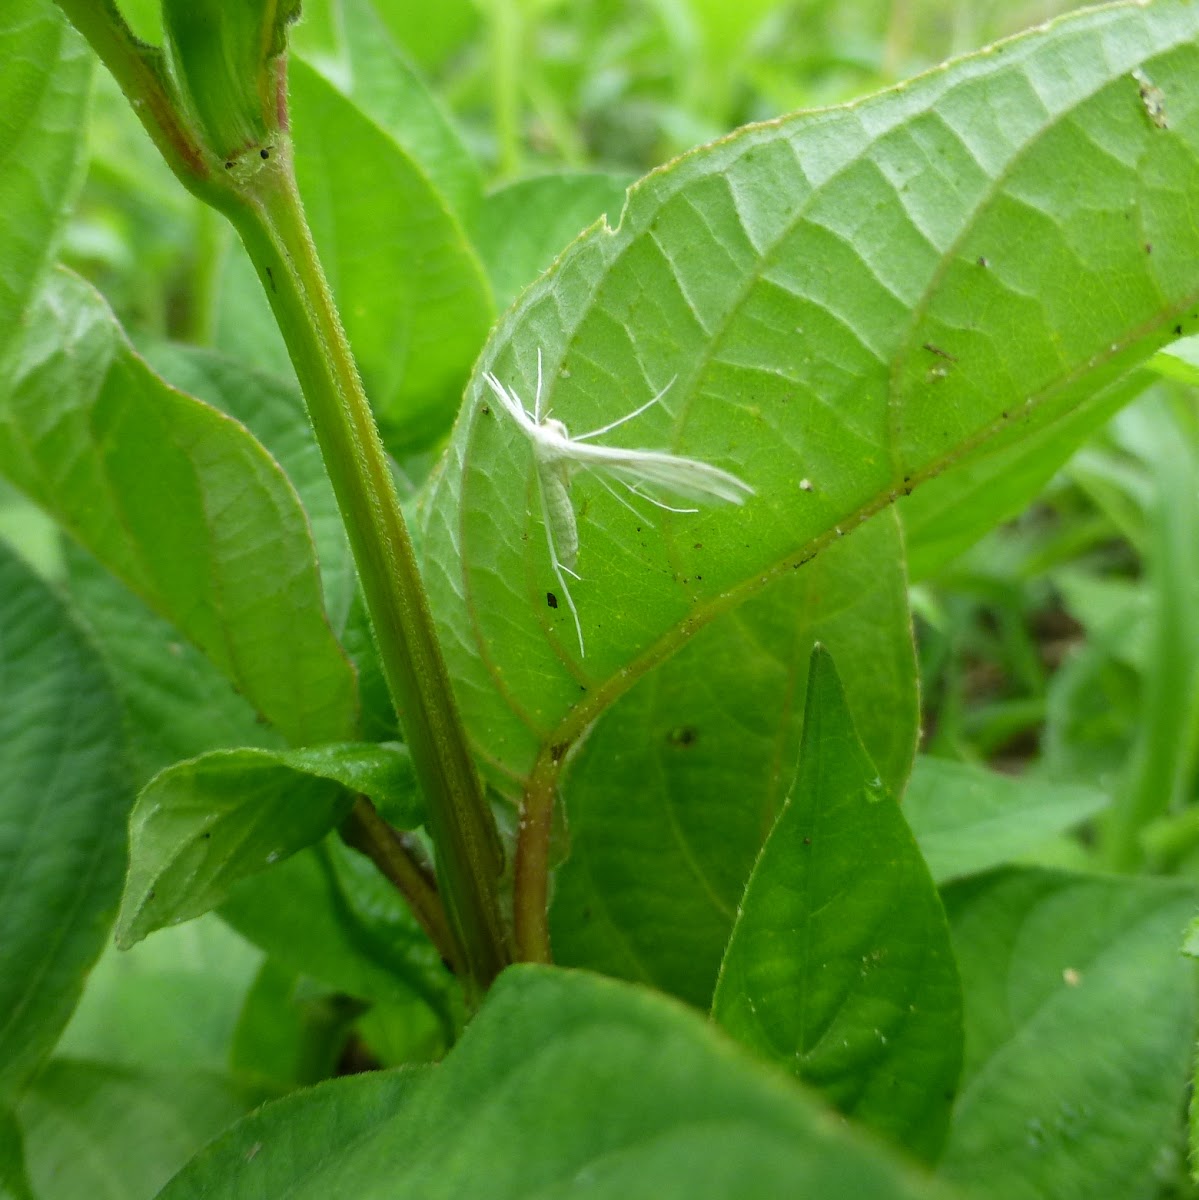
[0,543,131,1102]
[551,515,917,1007]
[903,757,1109,884]
[939,868,1197,1200]
[220,840,460,1033]
[55,915,262,1072]
[475,171,633,313]
[422,0,1199,784]
[65,545,284,786]
[0,268,358,746]
[137,343,357,634]
[712,647,962,1162]
[116,742,419,947]
[158,966,943,1199]
[0,2,90,354]
[324,0,482,225]
[289,58,493,451]
[17,1061,254,1200]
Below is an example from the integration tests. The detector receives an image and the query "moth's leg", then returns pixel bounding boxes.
[534,348,544,423]
[537,477,585,655]
[574,377,677,442]
[591,470,657,527]
[624,482,698,514]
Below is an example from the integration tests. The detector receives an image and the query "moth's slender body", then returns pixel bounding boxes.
[483,351,753,655]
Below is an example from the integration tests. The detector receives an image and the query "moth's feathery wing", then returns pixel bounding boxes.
[547,435,754,506]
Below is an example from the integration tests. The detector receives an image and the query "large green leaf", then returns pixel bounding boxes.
[0,269,357,746]
[289,57,493,451]
[551,514,916,1005]
[903,757,1109,884]
[116,742,418,947]
[712,648,961,1162]
[0,2,90,353]
[422,0,1199,786]
[939,868,1197,1200]
[0,544,130,1102]
[17,1062,253,1200]
[158,965,945,1199]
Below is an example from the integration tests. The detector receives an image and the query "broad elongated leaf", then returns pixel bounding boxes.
[712,648,961,1162]
[0,2,89,354]
[158,965,943,1199]
[0,544,130,1102]
[422,0,1199,784]
[117,742,418,947]
[329,0,482,224]
[551,514,917,1006]
[903,757,1109,884]
[0,269,358,746]
[289,58,493,451]
[138,344,357,634]
[939,868,1197,1200]
[17,1062,254,1200]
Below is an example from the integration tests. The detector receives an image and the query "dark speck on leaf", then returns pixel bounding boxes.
[977,256,989,268]
[546,592,558,609]
[803,836,812,846]
[668,726,698,747]
[260,148,270,159]
[1174,324,1184,336]
[224,161,234,170]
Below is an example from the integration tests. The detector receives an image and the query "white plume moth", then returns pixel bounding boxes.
[483,350,753,655]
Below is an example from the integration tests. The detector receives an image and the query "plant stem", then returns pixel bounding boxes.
[230,153,511,992]
[341,798,464,979]
[512,750,559,962]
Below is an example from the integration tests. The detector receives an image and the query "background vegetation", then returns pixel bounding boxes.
[3,0,1199,1196]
